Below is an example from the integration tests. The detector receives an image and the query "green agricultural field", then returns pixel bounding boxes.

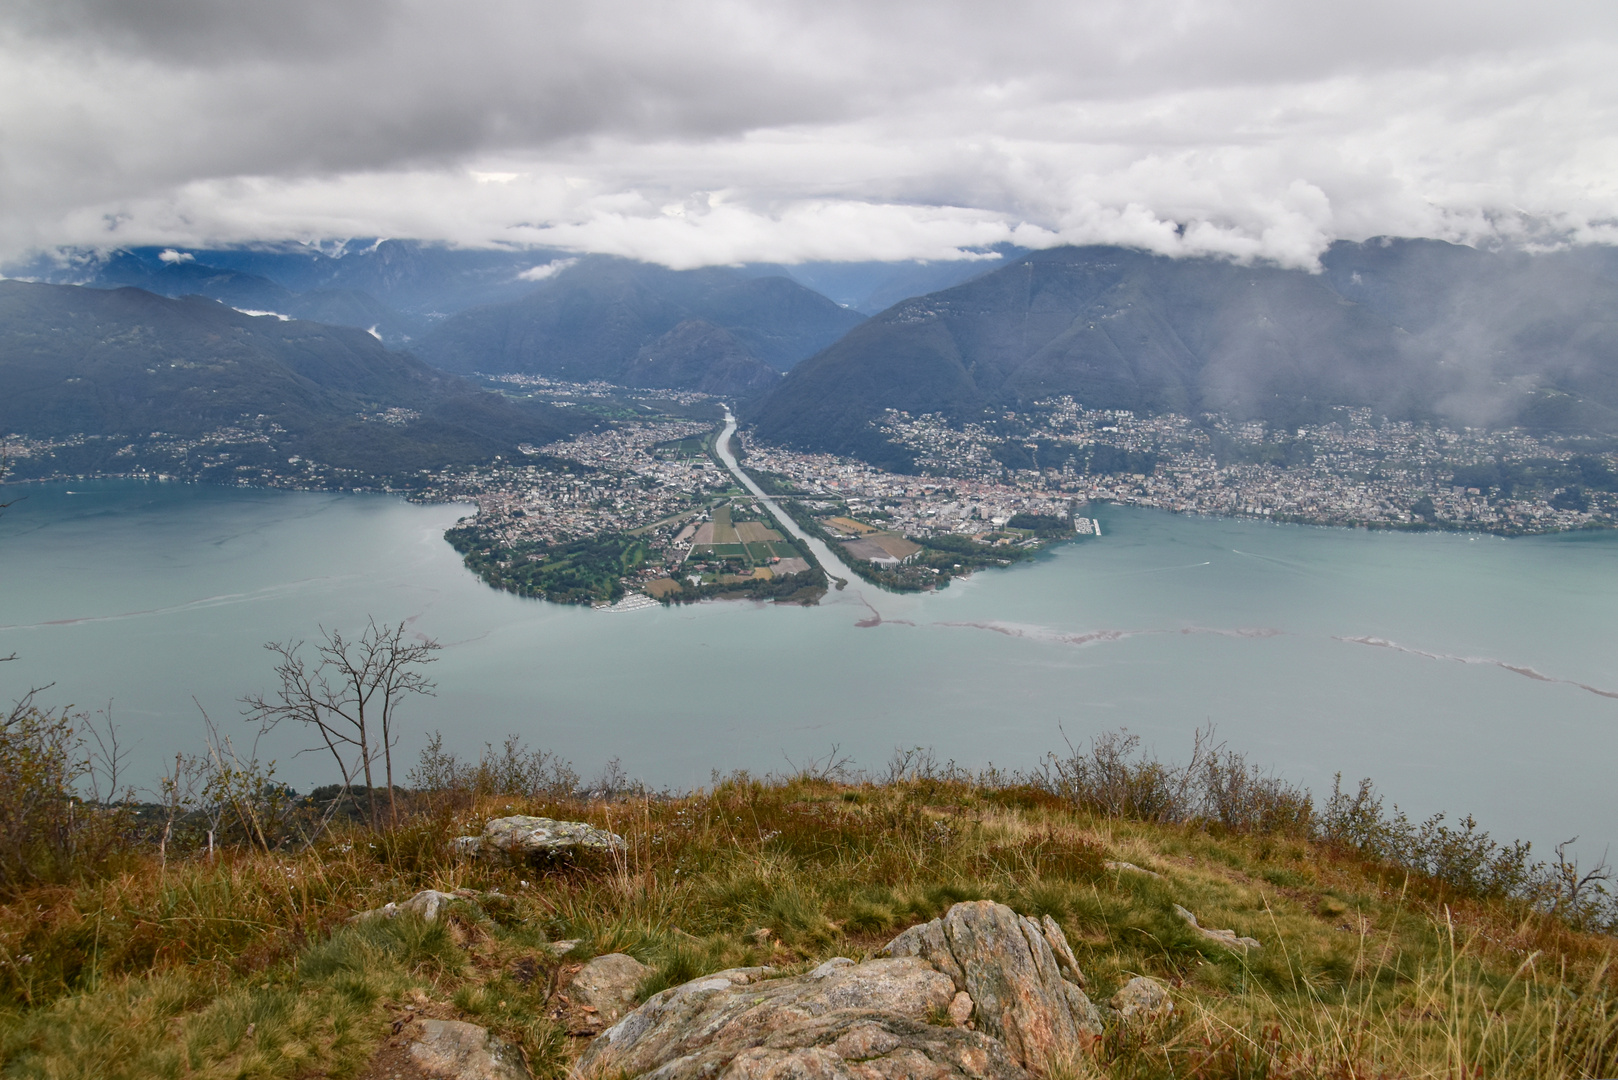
[709,503,739,544]
[653,433,712,459]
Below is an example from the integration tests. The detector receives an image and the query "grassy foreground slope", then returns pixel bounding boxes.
[0,740,1614,1080]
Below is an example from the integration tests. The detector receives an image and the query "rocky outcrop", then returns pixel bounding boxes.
[576,959,1023,1080]
[407,1017,531,1080]
[451,816,626,863]
[883,900,1103,1064]
[1173,905,1261,952]
[578,901,1103,1080]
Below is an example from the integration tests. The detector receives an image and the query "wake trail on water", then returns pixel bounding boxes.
[1337,636,1618,699]
[1230,548,1328,576]
[0,577,355,632]
[930,621,1284,647]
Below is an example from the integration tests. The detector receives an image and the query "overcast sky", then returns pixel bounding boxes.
[3,0,1616,268]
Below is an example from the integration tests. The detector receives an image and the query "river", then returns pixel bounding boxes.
[712,406,859,587]
[2,478,1615,860]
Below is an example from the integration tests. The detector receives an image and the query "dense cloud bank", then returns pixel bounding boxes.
[3,1,1617,267]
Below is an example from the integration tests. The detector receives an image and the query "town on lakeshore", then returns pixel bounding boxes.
[6,379,1615,607]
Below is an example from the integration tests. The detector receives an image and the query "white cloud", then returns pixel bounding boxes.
[3,1,1618,267]
[517,257,577,281]
[157,248,193,263]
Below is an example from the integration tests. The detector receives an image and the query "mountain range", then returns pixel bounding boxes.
[413,257,865,393]
[748,240,1618,468]
[11,243,869,400]
[0,281,584,480]
[9,237,1618,481]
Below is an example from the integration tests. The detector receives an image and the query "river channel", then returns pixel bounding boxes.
[712,406,859,587]
[3,478,1616,859]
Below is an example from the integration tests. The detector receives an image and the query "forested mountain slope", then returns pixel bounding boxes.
[0,281,585,479]
[748,241,1618,467]
[415,257,864,395]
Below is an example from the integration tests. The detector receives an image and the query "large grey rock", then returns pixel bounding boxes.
[576,959,1023,1080]
[569,953,653,1030]
[407,1017,530,1080]
[452,816,626,863]
[883,900,1103,1066]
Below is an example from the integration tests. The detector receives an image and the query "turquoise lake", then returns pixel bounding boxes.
[3,480,1615,860]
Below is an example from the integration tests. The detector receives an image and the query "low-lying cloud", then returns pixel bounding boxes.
[3,0,1617,268]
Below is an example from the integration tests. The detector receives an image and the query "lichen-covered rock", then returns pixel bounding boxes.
[577,902,1103,1080]
[1109,977,1173,1024]
[576,959,1015,1080]
[883,900,1103,1066]
[407,1017,531,1080]
[569,953,653,1030]
[352,888,460,924]
[453,816,626,863]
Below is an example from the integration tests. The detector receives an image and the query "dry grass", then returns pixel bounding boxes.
[0,777,1612,1079]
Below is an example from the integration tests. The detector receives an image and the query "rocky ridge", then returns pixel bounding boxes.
[574,900,1139,1080]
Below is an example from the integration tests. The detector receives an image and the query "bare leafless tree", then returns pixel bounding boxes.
[241,619,438,828]
[1,451,16,663]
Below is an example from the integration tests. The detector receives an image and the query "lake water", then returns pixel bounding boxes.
[3,480,1615,860]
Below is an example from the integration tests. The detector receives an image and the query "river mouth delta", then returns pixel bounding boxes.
[3,477,1616,865]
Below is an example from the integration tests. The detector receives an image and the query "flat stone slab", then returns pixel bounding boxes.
[352,889,461,924]
[452,816,626,862]
[1174,905,1261,951]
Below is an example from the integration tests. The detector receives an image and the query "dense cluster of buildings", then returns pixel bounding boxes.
[416,420,723,549]
[870,399,1617,534]
[738,441,1075,535]
[9,384,1615,589]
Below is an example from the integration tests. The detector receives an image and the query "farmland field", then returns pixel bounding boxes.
[711,503,739,544]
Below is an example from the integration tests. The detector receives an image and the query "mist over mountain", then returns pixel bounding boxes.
[760,247,1023,314]
[747,240,1618,468]
[0,281,585,478]
[414,256,864,392]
